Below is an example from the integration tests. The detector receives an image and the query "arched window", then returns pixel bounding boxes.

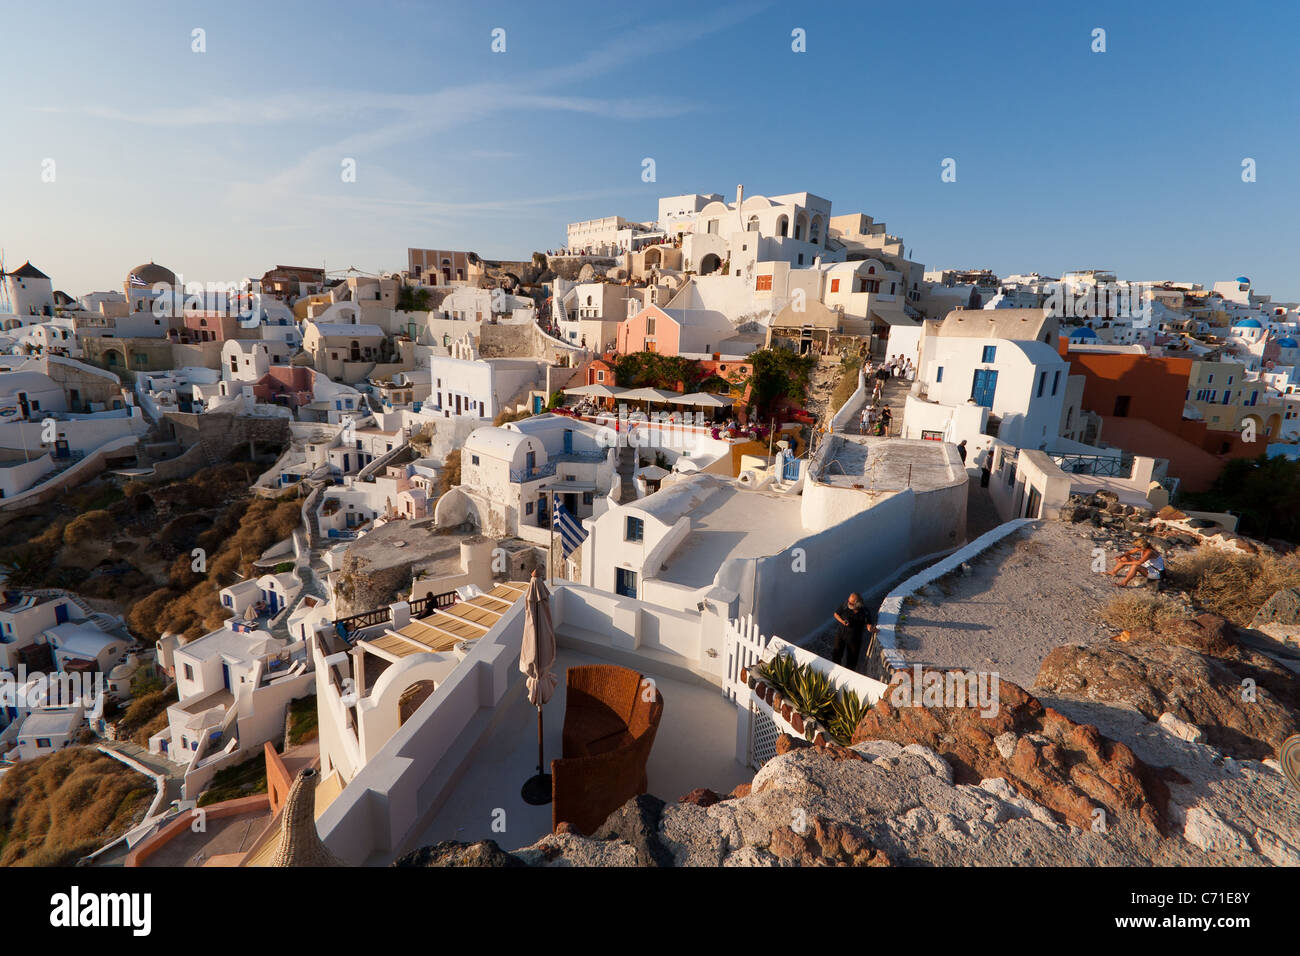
[809,216,822,243]
[747,215,759,232]
[775,215,789,237]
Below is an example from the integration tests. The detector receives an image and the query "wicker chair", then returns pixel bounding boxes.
[551,664,664,835]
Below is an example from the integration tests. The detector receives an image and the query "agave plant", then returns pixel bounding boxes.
[787,664,836,723]
[828,687,869,745]
[758,651,797,697]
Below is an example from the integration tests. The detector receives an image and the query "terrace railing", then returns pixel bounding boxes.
[509,462,556,483]
[409,590,459,619]
[1049,452,1135,478]
[551,449,607,464]
[333,589,459,639]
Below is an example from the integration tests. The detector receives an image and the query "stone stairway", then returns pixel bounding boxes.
[615,445,637,501]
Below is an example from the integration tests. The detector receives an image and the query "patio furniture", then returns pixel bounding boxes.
[551,664,664,835]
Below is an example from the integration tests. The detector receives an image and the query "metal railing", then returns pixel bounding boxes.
[1049,452,1134,478]
[332,589,458,638]
[551,449,607,464]
[509,462,556,483]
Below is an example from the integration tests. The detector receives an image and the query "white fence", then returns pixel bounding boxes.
[723,615,888,768]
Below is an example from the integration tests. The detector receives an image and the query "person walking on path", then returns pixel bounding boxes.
[957,439,968,463]
[831,592,875,671]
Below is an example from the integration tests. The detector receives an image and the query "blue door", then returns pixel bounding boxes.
[971,369,998,408]
[563,429,573,455]
[616,568,638,598]
[222,664,232,690]
[533,395,544,414]
[54,603,69,624]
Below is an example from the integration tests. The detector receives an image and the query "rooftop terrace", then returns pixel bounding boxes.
[412,645,750,852]
[820,436,963,494]
[656,484,804,587]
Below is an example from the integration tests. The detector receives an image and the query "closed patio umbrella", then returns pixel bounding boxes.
[518,569,557,805]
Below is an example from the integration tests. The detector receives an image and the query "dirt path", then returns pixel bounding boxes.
[893,521,1131,688]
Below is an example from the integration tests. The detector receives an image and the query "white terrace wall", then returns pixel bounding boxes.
[317,597,527,864]
[551,581,730,684]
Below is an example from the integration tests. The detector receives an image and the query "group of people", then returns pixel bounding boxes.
[865,354,914,382]
[859,401,892,436]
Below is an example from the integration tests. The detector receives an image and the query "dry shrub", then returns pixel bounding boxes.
[1102,590,1187,633]
[126,496,305,641]
[62,509,115,546]
[0,749,154,866]
[436,448,461,498]
[128,588,180,644]
[132,709,171,748]
[116,687,177,741]
[1165,545,1300,626]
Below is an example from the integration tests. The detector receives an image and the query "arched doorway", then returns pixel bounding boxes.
[399,680,437,725]
[699,254,723,275]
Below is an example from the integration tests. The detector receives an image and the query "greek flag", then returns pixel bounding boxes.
[128,272,148,286]
[554,502,587,558]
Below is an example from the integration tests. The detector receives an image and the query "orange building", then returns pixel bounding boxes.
[1058,341,1257,492]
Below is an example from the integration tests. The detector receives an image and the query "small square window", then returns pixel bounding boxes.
[471,455,480,466]
[982,345,997,363]
[625,516,644,542]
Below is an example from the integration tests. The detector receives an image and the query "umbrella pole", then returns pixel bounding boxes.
[521,703,552,806]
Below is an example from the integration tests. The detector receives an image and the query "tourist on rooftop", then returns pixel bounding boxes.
[831,592,876,672]
[1110,538,1160,588]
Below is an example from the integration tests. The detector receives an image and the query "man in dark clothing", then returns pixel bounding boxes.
[957,439,968,463]
[831,592,875,671]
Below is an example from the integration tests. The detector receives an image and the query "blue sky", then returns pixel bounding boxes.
[5,0,1299,298]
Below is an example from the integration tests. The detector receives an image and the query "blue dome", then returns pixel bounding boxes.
[1232,318,1263,328]
[1235,276,1251,284]
[1277,337,1298,348]
[1068,327,1098,339]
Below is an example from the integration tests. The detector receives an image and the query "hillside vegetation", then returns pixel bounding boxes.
[0,461,301,643]
[0,748,154,866]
